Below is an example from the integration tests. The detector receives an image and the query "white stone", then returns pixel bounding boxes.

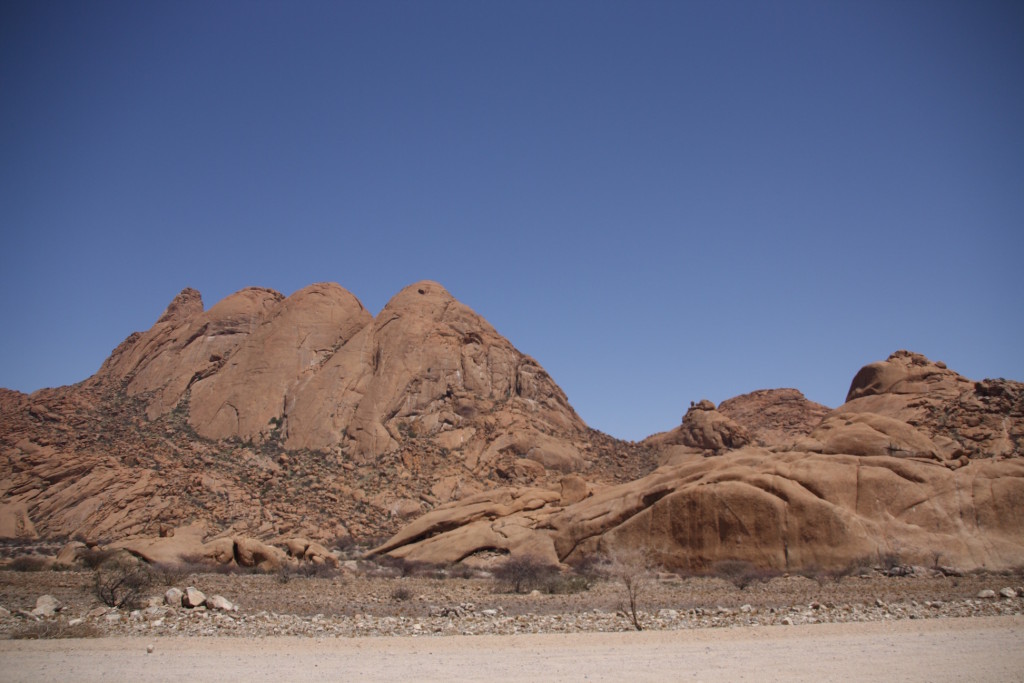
[31,595,62,617]
[206,595,236,612]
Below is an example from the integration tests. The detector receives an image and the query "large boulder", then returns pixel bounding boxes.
[646,400,751,454]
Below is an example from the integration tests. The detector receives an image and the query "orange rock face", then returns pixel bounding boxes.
[0,281,653,548]
[375,352,1024,572]
[2,280,1021,575]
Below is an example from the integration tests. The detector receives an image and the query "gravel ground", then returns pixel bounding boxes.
[1,617,1022,682]
[1,568,1022,638]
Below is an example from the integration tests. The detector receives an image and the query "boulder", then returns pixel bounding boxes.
[234,537,287,570]
[164,588,184,607]
[30,595,61,618]
[182,587,206,609]
[55,541,87,566]
[206,595,236,611]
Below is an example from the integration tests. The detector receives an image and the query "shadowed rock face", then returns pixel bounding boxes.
[374,352,1024,572]
[0,282,653,546]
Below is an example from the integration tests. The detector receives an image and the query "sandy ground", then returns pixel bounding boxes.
[1,616,1021,683]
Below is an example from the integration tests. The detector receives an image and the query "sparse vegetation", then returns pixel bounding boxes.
[9,619,102,640]
[493,555,558,594]
[93,556,154,609]
[711,560,775,590]
[603,547,657,631]
[79,548,118,570]
[7,555,50,572]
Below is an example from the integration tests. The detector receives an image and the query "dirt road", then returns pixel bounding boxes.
[2,616,1021,683]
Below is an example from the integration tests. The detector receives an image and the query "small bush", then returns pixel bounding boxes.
[8,555,50,572]
[94,557,154,609]
[391,586,412,602]
[540,574,591,594]
[445,563,476,579]
[151,562,191,586]
[711,560,770,590]
[566,554,606,582]
[603,547,657,631]
[879,552,902,571]
[9,620,103,640]
[372,555,425,578]
[80,548,118,570]
[493,555,558,594]
[294,561,340,579]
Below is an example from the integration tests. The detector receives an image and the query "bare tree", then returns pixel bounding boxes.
[604,546,657,631]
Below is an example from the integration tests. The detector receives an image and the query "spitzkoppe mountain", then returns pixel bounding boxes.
[0,282,651,547]
[1,283,1022,572]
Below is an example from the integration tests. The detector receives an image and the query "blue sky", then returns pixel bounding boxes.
[1,1,1021,441]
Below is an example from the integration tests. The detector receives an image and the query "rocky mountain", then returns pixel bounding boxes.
[0,281,653,547]
[2,281,1022,574]
[374,351,1024,572]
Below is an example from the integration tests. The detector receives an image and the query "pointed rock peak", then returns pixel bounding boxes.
[157,288,204,324]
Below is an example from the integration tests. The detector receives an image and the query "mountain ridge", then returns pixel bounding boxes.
[1,283,1021,573]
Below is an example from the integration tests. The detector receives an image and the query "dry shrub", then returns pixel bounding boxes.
[80,548,118,570]
[94,557,154,609]
[7,555,50,572]
[540,573,591,594]
[294,561,341,579]
[493,555,558,594]
[9,620,102,639]
[151,562,192,586]
[710,560,774,590]
[603,547,657,631]
[372,555,429,578]
[445,563,476,580]
[391,586,413,602]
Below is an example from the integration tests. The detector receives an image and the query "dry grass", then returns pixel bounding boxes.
[8,619,103,640]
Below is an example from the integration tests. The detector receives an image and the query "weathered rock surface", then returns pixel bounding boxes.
[717,389,830,448]
[2,275,1021,579]
[644,399,751,455]
[375,352,1024,572]
[0,281,653,549]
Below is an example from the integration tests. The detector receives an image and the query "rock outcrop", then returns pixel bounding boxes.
[0,281,654,548]
[374,352,1024,572]
[717,389,830,448]
[2,278,1021,575]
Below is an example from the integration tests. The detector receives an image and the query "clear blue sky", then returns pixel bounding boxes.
[1,1,1021,441]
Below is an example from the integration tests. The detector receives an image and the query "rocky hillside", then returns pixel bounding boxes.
[374,352,1024,572]
[2,282,1022,574]
[0,281,655,546]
